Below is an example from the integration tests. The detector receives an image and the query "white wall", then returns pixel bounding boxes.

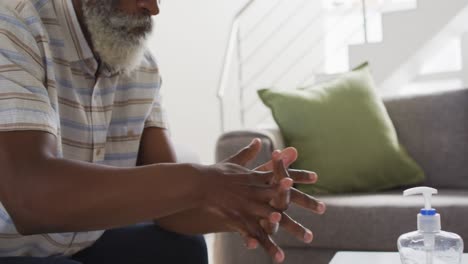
[147,0,244,164]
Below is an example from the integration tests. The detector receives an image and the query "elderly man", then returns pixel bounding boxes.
[0,0,325,263]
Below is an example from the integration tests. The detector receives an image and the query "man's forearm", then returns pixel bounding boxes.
[136,127,231,235]
[8,158,202,235]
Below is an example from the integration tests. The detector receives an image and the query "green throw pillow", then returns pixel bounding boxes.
[258,63,425,194]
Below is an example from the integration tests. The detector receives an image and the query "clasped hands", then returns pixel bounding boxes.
[203,138,326,263]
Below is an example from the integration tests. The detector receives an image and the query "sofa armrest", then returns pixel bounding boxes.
[215,128,285,169]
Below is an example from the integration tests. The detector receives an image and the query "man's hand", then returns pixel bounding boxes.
[198,139,293,263]
[259,149,325,240]
[225,138,326,262]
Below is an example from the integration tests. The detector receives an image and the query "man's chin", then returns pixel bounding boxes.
[98,42,147,74]
[81,2,151,73]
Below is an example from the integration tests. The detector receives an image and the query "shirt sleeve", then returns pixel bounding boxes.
[0,8,58,136]
[142,52,168,130]
[144,75,168,130]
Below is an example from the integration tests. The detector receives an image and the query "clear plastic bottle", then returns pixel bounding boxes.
[398,187,464,264]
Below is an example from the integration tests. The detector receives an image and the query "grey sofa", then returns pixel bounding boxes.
[213,88,468,264]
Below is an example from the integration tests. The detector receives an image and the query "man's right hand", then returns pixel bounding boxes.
[194,139,293,263]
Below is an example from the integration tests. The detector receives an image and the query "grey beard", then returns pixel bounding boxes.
[81,0,153,73]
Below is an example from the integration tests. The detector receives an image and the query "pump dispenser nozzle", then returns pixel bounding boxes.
[404,187,438,215]
[403,186,440,232]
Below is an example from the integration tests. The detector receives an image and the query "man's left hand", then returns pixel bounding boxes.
[225,139,326,249]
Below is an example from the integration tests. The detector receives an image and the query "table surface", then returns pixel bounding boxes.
[329,251,468,264]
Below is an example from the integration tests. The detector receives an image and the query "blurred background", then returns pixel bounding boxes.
[148,0,468,163]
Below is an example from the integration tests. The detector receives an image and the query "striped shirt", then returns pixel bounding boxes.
[0,0,167,257]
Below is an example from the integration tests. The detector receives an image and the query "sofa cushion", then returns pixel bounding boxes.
[384,89,468,189]
[275,190,468,250]
[258,63,425,193]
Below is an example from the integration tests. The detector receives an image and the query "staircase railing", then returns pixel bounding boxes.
[217,0,371,132]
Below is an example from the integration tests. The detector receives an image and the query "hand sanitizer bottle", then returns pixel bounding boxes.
[398,187,464,264]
